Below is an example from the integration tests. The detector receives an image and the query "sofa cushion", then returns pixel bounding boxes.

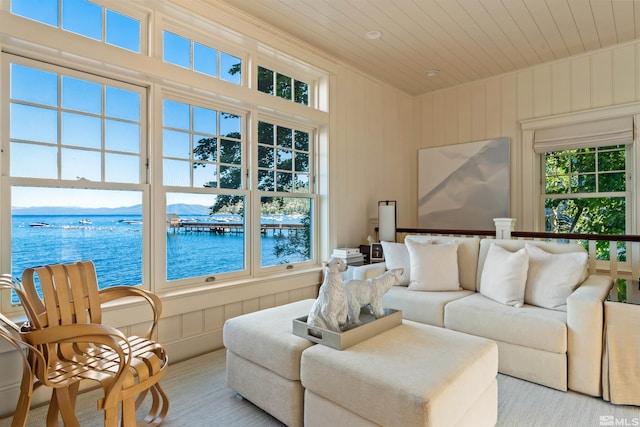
[406,235,480,291]
[479,243,529,307]
[406,239,461,291]
[300,321,498,427]
[222,299,316,380]
[380,240,412,286]
[524,243,588,311]
[444,293,568,354]
[477,239,588,289]
[382,286,473,327]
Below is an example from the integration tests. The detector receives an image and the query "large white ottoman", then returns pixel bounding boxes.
[300,320,498,427]
[223,299,315,427]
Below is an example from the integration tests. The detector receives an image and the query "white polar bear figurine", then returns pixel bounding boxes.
[307,257,349,333]
[344,268,403,324]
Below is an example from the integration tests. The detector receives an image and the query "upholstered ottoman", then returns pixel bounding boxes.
[223,299,315,427]
[300,320,498,427]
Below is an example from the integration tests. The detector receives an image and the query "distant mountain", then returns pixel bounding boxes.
[165,204,211,215]
[12,204,211,216]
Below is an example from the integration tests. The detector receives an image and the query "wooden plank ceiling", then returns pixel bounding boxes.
[213,0,640,96]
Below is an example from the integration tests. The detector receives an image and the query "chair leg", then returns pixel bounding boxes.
[103,404,119,427]
[120,397,137,427]
[46,390,59,427]
[10,390,32,427]
[53,387,81,427]
[142,387,158,423]
[134,388,149,410]
[143,384,169,426]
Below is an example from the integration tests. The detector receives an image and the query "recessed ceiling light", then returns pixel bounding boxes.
[365,30,382,40]
[425,69,440,77]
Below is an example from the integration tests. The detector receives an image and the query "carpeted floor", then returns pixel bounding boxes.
[1,348,639,426]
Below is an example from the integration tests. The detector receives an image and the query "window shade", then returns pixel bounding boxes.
[533,116,634,153]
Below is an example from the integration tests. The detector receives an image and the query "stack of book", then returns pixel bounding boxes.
[331,247,365,266]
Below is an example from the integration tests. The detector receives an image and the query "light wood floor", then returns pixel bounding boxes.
[1,348,639,426]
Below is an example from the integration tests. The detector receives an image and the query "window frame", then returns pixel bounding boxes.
[541,145,631,234]
[521,105,640,235]
[254,56,318,108]
[161,18,247,87]
[252,113,318,274]
[10,0,150,55]
[1,0,330,313]
[1,53,150,312]
[157,89,252,289]
[520,106,640,275]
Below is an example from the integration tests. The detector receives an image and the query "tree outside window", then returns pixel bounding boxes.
[544,145,628,261]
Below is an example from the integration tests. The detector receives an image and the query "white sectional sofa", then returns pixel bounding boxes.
[349,236,614,396]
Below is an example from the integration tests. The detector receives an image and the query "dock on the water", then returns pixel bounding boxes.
[167,220,305,235]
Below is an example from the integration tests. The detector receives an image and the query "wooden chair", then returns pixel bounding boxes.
[1,261,169,426]
[0,275,42,427]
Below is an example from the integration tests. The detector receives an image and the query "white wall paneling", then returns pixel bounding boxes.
[419,38,640,230]
[470,84,486,141]
[334,67,415,247]
[485,78,502,139]
[551,61,571,115]
[457,85,472,143]
[571,56,591,111]
[533,66,551,118]
[591,51,614,108]
[445,90,458,144]
[613,44,636,105]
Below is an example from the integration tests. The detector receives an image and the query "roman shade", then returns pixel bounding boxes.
[533,116,634,153]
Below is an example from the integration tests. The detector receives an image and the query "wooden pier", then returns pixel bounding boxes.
[168,221,305,236]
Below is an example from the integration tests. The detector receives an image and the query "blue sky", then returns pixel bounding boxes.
[9,0,244,210]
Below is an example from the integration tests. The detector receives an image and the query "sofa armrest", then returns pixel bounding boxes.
[566,274,614,396]
[345,263,387,281]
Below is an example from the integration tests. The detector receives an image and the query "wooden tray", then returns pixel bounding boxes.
[292,307,402,350]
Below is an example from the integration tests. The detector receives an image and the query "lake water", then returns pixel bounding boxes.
[11,214,305,290]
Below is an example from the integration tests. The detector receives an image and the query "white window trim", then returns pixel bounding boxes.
[0,0,331,312]
[160,15,248,87]
[251,113,319,275]
[1,54,150,313]
[254,57,320,108]
[155,87,252,291]
[520,102,640,234]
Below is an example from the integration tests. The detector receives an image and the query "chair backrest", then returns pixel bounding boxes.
[2,267,169,426]
[0,276,25,340]
[21,261,103,329]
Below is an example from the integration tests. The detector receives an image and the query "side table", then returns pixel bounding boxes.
[602,280,640,405]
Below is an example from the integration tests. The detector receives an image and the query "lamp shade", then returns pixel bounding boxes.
[378,201,396,242]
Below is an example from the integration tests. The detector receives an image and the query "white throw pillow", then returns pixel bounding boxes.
[524,243,588,310]
[380,241,411,286]
[405,238,461,291]
[480,244,529,307]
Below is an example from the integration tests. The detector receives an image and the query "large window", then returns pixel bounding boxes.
[5,55,147,295]
[257,119,314,267]
[1,0,326,312]
[162,98,247,282]
[543,145,629,259]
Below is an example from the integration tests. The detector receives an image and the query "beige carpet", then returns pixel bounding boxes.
[1,348,639,427]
